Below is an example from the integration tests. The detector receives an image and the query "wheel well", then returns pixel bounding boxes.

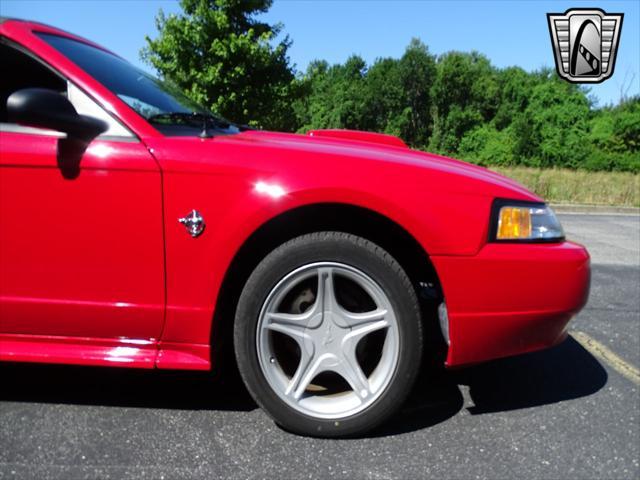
[211,203,444,372]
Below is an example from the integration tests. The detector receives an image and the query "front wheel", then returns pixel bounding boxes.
[234,232,423,437]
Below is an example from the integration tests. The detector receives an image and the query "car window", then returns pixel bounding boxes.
[0,40,66,123]
[38,32,196,116]
[0,38,133,138]
[36,32,240,137]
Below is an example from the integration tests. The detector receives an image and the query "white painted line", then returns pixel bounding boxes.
[572,331,640,386]
[556,212,640,217]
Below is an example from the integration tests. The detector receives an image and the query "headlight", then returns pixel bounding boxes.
[490,200,564,242]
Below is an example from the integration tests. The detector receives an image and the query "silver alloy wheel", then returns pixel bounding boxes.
[256,262,400,419]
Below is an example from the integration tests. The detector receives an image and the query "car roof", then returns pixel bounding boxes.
[1,16,73,34]
[2,16,70,31]
[0,17,117,55]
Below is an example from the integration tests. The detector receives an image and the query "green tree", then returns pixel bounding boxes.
[396,39,436,146]
[513,76,591,168]
[294,40,435,147]
[363,57,406,136]
[142,0,296,130]
[586,97,640,171]
[458,125,516,166]
[293,56,369,131]
[493,67,537,130]
[429,51,498,154]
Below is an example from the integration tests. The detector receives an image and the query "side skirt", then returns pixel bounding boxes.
[0,334,211,370]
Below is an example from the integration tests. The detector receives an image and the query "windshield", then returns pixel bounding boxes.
[36,32,239,136]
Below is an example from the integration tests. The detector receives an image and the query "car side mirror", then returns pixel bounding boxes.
[7,88,108,139]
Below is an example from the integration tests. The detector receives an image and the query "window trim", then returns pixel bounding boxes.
[0,123,66,137]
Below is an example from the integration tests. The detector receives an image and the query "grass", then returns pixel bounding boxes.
[491,167,640,207]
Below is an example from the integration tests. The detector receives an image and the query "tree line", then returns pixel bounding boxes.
[143,0,639,172]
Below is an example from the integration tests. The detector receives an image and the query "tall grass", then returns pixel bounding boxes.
[492,167,640,207]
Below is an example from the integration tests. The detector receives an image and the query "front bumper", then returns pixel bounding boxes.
[431,241,590,366]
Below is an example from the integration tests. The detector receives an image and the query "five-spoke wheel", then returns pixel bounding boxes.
[257,262,399,419]
[234,232,423,437]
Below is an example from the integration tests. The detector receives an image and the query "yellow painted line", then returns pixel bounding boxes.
[572,331,640,386]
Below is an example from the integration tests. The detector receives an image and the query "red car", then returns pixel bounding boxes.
[0,18,590,437]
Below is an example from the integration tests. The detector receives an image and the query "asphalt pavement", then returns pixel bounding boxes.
[1,213,639,480]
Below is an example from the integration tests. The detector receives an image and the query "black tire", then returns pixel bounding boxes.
[234,232,423,437]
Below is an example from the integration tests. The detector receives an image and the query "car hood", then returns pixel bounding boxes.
[220,130,539,201]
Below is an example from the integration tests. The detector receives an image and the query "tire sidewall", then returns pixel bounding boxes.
[234,233,422,437]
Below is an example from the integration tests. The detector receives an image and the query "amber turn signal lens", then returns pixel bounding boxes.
[497,207,532,239]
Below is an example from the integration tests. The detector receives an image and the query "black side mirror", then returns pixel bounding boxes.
[7,88,108,139]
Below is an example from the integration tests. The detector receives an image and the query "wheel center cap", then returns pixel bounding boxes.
[303,312,350,357]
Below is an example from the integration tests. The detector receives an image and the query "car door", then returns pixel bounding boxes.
[0,40,165,341]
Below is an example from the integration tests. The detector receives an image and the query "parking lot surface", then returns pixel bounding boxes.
[1,213,639,480]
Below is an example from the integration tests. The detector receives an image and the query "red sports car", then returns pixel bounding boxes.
[0,18,590,437]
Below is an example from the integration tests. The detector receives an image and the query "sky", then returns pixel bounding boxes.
[1,0,639,107]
